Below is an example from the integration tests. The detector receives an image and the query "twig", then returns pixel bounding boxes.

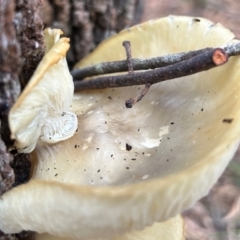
[223,41,240,56]
[71,41,240,80]
[71,48,212,80]
[125,83,152,108]
[122,40,152,107]
[74,48,228,91]
[122,40,134,73]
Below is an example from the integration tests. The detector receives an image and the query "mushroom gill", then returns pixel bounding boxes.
[1,15,240,240]
[8,28,78,153]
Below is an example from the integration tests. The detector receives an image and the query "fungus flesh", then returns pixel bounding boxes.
[8,29,78,153]
[1,16,240,239]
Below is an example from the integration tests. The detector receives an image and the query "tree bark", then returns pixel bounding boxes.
[41,0,144,67]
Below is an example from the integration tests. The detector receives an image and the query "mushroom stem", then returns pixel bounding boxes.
[74,48,228,91]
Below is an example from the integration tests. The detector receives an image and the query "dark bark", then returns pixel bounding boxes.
[41,0,145,67]
[0,0,19,196]
[15,0,45,89]
[0,0,44,239]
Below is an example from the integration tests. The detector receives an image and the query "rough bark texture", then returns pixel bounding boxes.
[0,232,35,240]
[0,0,19,197]
[0,0,44,239]
[0,0,21,238]
[41,0,144,68]
[15,0,45,89]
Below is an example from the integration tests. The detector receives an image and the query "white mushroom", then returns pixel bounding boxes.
[8,29,78,153]
[35,215,185,240]
[1,15,240,239]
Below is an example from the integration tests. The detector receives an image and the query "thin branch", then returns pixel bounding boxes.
[71,48,212,80]
[223,41,240,56]
[71,41,240,81]
[122,40,134,73]
[74,48,228,91]
[125,83,152,108]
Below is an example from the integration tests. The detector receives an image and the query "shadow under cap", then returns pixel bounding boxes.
[1,15,240,240]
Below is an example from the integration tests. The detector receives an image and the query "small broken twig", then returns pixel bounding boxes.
[125,83,152,108]
[123,40,152,107]
[122,40,134,73]
[74,48,228,91]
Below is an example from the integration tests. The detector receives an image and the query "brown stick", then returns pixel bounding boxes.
[123,40,134,73]
[71,48,212,80]
[125,83,152,108]
[74,48,228,91]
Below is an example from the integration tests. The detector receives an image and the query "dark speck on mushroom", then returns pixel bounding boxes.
[131,158,136,161]
[97,169,100,172]
[126,167,129,169]
[74,145,77,148]
[193,18,201,22]
[61,112,66,116]
[55,173,58,176]
[171,122,174,125]
[111,154,113,157]
[223,118,234,124]
[108,96,112,100]
[126,143,132,151]
[201,108,204,111]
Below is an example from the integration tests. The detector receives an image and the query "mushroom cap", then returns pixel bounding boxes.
[1,16,240,239]
[35,214,184,240]
[0,180,184,240]
[8,29,78,153]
